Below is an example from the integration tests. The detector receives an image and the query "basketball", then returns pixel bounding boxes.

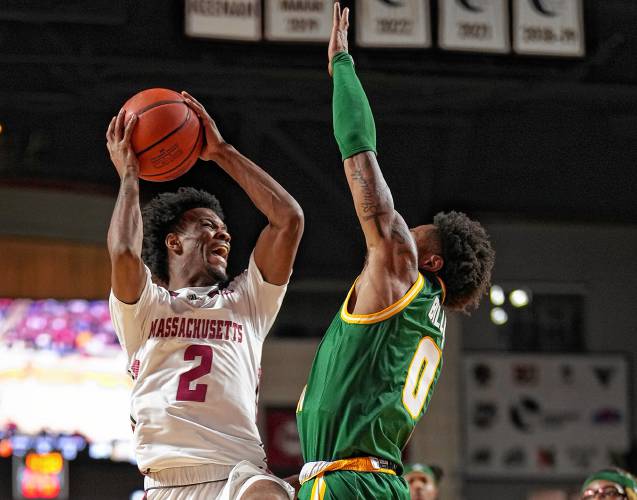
[120,88,203,182]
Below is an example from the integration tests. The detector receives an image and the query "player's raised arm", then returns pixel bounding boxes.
[182,92,304,286]
[329,4,414,260]
[106,110,146,304]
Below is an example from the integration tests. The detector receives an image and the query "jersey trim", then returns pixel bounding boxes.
[300,457,398,485]
[340,273,425,325]
[310,476,326,500]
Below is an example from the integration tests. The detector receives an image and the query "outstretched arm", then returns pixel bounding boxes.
[183,92,304,286]
[106,110,146,303]
[329,4,418,311]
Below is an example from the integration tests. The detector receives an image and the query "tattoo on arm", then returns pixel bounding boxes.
[350,162,391,238]
[390,217,417,264]
[362,213,387,238]
[390,219,411,245]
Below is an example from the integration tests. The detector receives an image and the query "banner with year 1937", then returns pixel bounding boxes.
[184,0,261,41]
[265,0,333,42]
[439,0,509,53]
[513,0,585,57]
[356,0,431,48]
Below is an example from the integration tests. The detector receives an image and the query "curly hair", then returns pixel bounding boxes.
[433,211,495,313]
[141,187,224,285]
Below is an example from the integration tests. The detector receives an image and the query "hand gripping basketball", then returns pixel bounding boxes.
[181,91,227,162]
[106,109,139,180]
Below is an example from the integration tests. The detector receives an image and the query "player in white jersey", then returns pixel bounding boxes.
[106,91,303,499]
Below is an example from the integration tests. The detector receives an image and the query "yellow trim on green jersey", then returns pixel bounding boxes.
[340,273,425,325]
[297,385,307,413]
[311,475,326,500]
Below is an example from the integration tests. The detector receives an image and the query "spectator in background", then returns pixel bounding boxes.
[580,467,637,500]
[404,464,443,500]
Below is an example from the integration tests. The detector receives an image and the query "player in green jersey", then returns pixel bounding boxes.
[294,3,495,499]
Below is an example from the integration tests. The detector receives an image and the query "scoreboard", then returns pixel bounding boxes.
[12,452,68,500]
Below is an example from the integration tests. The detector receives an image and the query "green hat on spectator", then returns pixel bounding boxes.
[582,468,637,500]
[403,463,438,485]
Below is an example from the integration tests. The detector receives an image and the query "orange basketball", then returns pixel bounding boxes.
[120,88,203,182]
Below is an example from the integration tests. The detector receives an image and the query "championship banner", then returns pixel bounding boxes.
[513,0,585,57]
[438,0,509,53]
[356,0,431,48]
[265,0,333,42]
[463,354,629,479]
[184,0,261,41]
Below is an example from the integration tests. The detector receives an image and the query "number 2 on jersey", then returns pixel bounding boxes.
[402,337,442,419]
[176,345,213,402]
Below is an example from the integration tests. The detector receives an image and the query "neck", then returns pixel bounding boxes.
[168,267,219,290]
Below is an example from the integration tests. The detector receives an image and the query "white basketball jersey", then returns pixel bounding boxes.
[109,253,287,473]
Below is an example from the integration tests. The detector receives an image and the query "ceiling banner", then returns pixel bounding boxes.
[265,0,333,42]
[184,0,262,41]
[513,0,585,57]
[439,0,510,53]
[356,0,432,48]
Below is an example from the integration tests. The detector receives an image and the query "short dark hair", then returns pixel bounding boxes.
[142,187,224,285]
[433,211,495,313]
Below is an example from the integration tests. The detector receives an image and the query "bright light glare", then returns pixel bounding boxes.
[509,289,530,308]
[490,285,505,306]
[490,307,508,325]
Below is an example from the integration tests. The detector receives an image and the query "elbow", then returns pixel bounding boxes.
[286,204,305,236]
[108,243,141,264]
[279,202,305,237]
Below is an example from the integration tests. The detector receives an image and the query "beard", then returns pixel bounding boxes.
[204,263,228,284]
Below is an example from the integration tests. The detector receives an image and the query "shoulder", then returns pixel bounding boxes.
[110,265,168,309]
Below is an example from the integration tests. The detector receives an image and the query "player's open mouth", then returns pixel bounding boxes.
[208,245,230,260]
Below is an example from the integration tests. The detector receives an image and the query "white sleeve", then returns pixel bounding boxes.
[108,265,159,360]
[233,252,289,341]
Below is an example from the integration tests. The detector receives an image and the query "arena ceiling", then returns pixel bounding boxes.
[1,1,637,268]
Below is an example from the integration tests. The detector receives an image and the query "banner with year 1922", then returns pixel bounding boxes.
[438,0,509,53]
[356,0,431,48]
[184,0,261,41]
[513,0,585,57]
[265,0,333,42]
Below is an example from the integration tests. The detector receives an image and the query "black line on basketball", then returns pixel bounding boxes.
[135,99,185,117]
[144,125,202,178]
[135,108,192,157]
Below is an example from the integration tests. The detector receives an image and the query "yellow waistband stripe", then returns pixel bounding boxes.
[300,457,397,485]
[340,274,425,324]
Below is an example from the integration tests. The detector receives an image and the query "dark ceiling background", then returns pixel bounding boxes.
[1,0,636,280]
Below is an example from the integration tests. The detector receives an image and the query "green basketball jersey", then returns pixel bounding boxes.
[296,273,447,468]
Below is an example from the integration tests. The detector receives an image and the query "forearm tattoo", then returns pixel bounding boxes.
[350,162,390,238]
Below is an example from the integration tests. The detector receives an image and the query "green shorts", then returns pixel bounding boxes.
[298,471,409,500]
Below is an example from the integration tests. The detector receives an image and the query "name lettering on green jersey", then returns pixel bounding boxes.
[428,296,447,335]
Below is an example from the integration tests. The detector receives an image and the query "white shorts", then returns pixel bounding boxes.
[145,461,294,500]
[146,480,225,500]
